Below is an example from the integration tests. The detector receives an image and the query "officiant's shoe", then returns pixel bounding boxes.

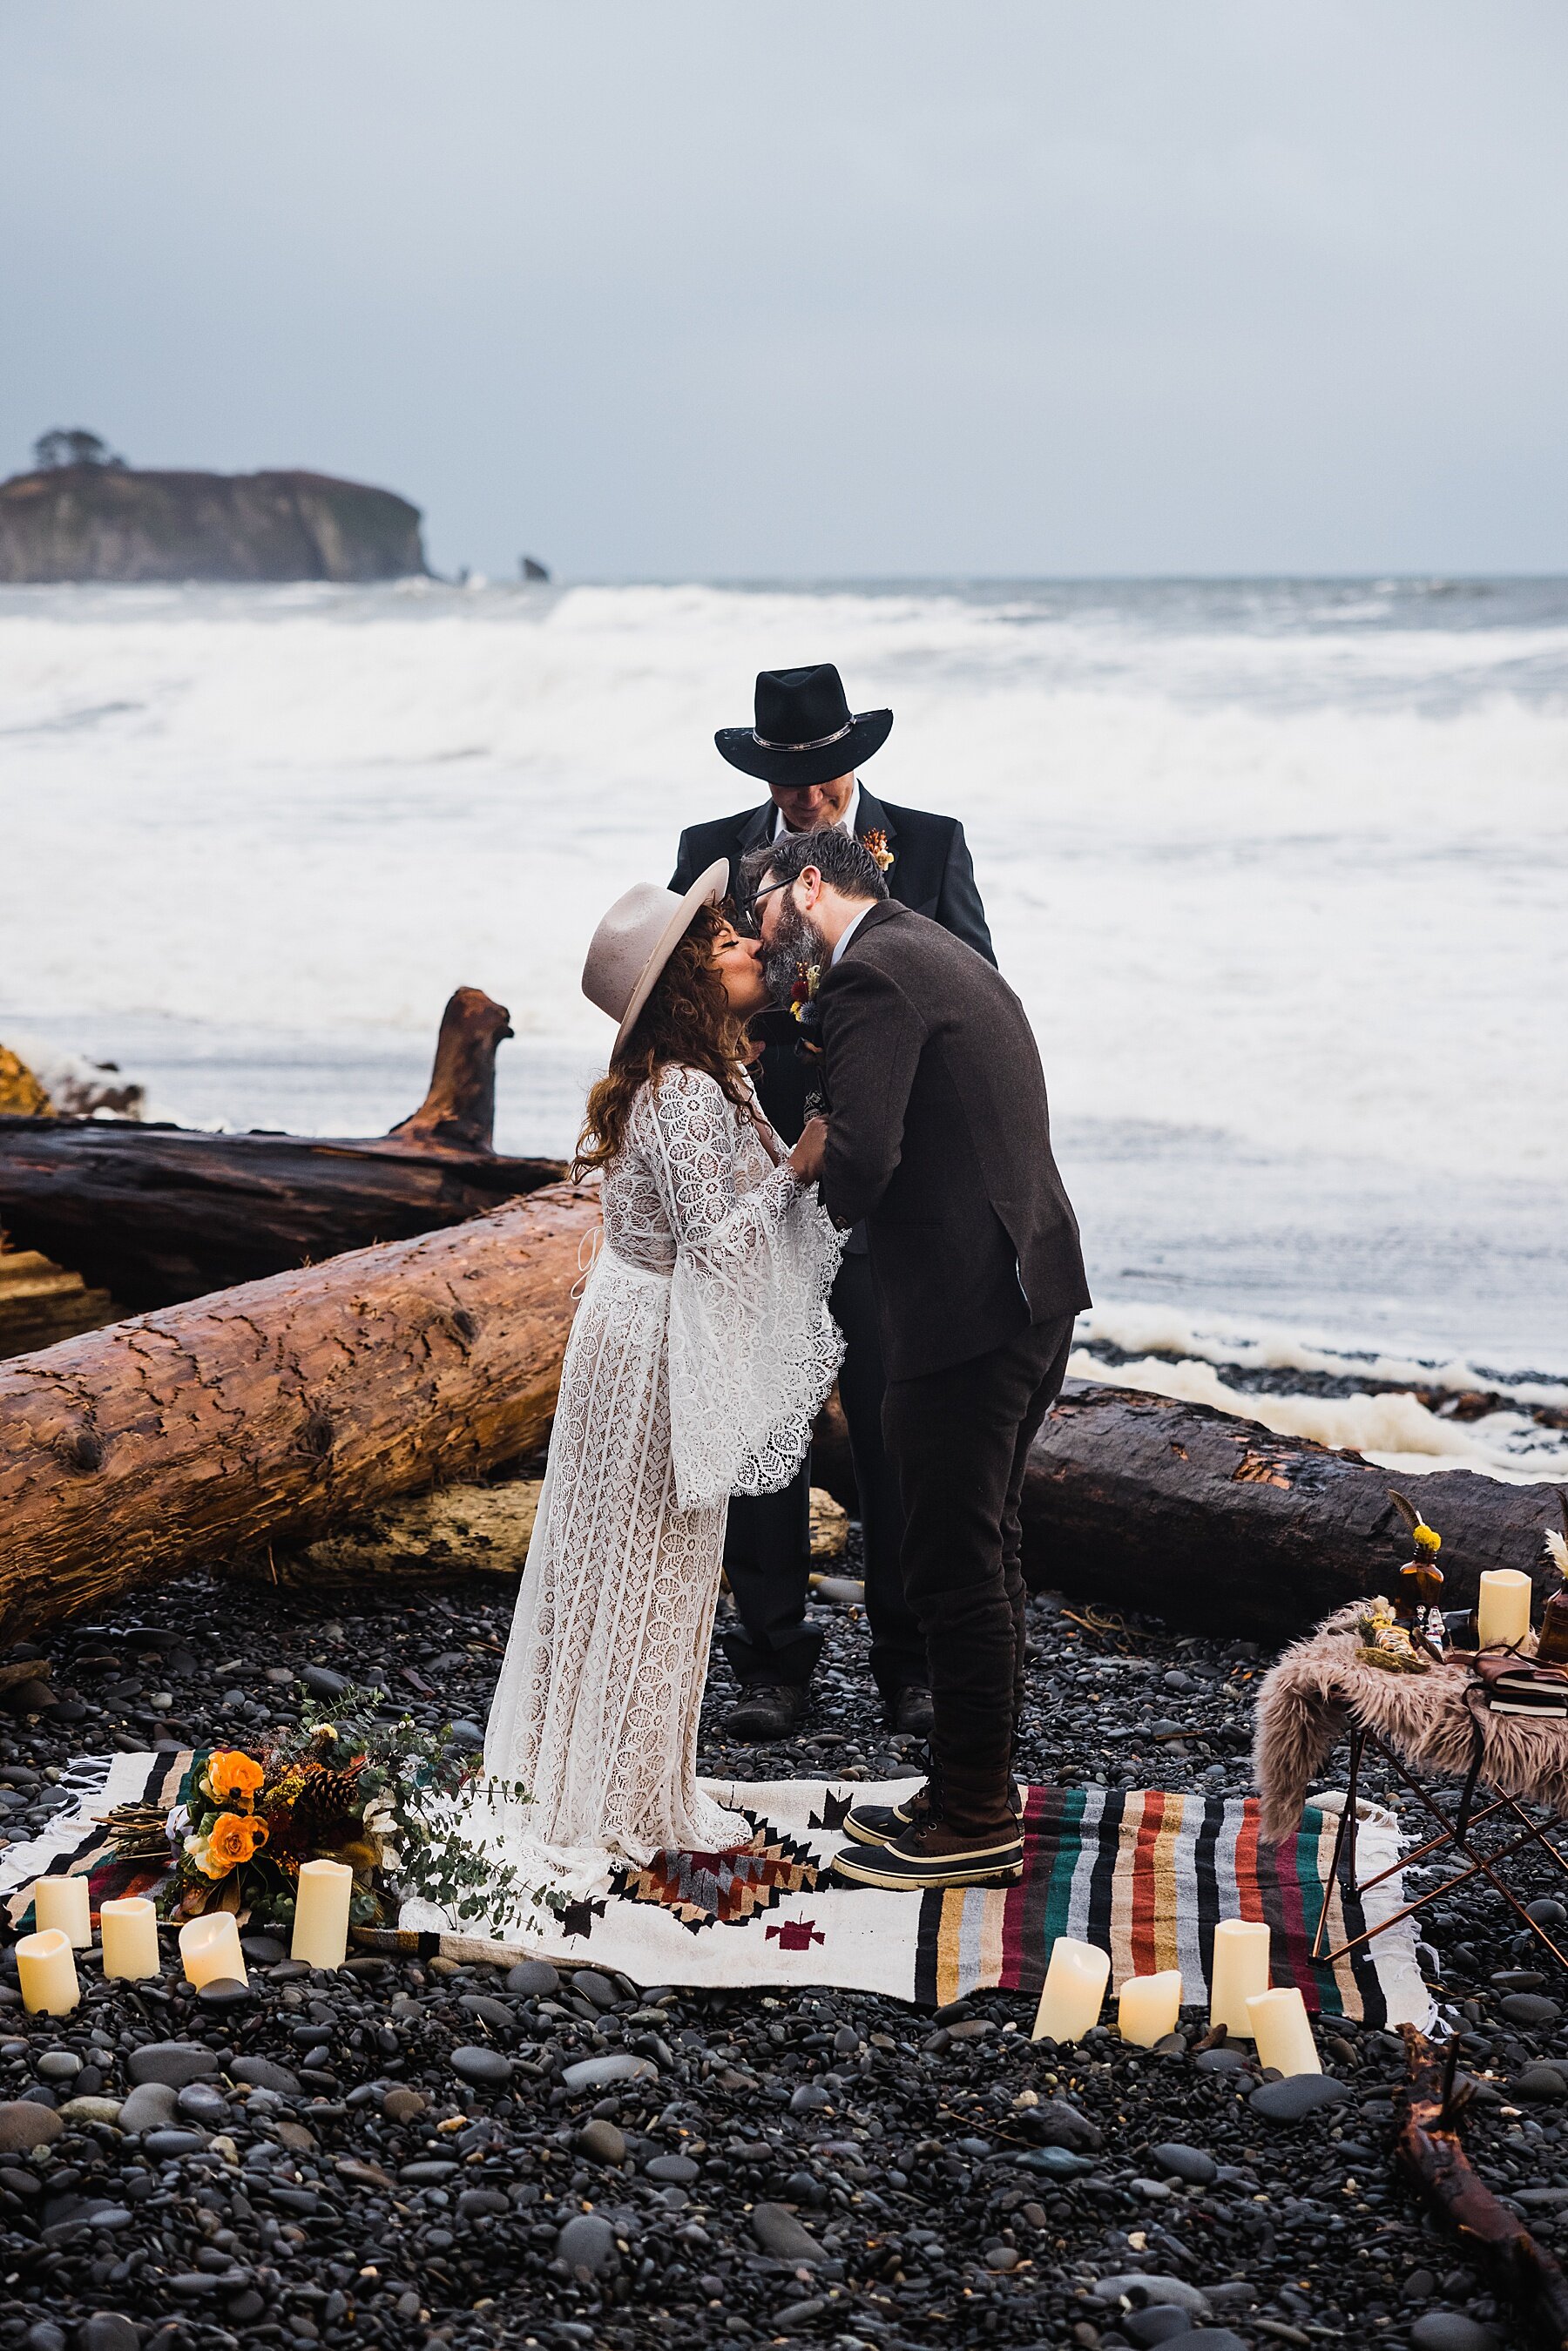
[886,1683,934,1738]
[722,1683,806,1742]
[830,1818,1024,1891]
[842,1780,1024,1850]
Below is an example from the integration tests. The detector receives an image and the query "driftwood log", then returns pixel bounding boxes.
[1396,2026,1568,2348]
[0,1180,599,1645]
[1023,1380,1561,1643]
[0,988,564,1312]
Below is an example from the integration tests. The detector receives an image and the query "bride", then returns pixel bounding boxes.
[480,861,843,1895]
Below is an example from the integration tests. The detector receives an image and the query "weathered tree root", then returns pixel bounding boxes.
[1396,2023,1568,2348]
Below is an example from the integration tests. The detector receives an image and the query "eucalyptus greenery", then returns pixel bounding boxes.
[272,1684,561,1934]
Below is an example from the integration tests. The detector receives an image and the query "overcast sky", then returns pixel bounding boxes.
[4,3,1565,578]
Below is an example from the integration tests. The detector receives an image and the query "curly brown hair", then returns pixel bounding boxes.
[572,900,753,1177]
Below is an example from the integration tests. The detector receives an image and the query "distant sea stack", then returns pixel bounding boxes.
[0,461,429,584]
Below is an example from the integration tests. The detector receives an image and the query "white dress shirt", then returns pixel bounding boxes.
[830,902,875,968]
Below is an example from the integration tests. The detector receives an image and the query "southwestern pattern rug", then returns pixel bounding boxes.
[0,1753,1430,2026]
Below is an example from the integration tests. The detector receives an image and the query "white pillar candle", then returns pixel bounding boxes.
[31,1874,91,1949]
[17,1927,80,2016]
[1031,1936,1111,2043]
[1477,1569,1532,1650]
[291,1859,354,1970]
[100,1896,161,1982]
[1208,1917,1272,2037]
[1118,1969,1184,2048]
[179,1910,248,1990]
[1247,1985,1322,2077]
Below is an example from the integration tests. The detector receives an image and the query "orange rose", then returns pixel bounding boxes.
[206,1811,269,1874]
[206,1750,265,1804]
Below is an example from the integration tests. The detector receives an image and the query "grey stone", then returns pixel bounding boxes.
[576,2118,627,2165]
[231,2056,301,2095]
[196,1977,252,2010]
[568,1969,621,2009]
[1125,2313,1195,2348]
[399,2160,458,2185]
[76,2317,139,2351]
[751,2202,823,2265]
[1149,2141,1217,2185]
[1499,1992,1560,2027]
[1155,2333,1250,2351]
[1194,2046,1247,2073]
[561,2053,655,2093]
[143,2129,207,2158]
[178,2084,230,2125]
[381,2085,427,2123]
[557,2212,618,2276]
[1249,2073,1350,2120]
[456,2187,510,2220]
[301,1665,348,1699]
[1014,2145,1096,2179]
[457,1994,516,2033]
[505,1960,559,1996]
[1402,2269,1436,2301]
[25,2326,66,2351]
[1092,2275,1212,2316]
[1511,2064,1567,2103]
[984,2245,1021,2270]
[450,2044,512,2088]
[1409,2318,1504,2351]
[1031,2097,1102,2151]
[790,2083,831,2112]
[771,2301,828,2336]
[117,2083,179,2134]
[645,2152,700,2184]
[37,2050,82,2083]
[56,2098,124,2127]
[0,2101,64,2151]
[127,2042,218,2090]
[448,1719,485,1746]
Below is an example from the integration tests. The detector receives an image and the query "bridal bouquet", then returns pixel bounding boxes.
[102,1687,550,1933]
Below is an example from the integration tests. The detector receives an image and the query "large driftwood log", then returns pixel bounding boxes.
[0,989,563,1312]
[1022,1379,1562,1643]
[0,1180,599,1645]
[1395,2026,1568,2348]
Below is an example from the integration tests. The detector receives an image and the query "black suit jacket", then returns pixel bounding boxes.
[816,901,1090,1382]
[669,786,995,1149]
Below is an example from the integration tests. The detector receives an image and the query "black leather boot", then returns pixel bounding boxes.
[721,1683,807,1742]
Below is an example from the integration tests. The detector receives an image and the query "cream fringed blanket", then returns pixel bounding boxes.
[1254,1602,1568,1846]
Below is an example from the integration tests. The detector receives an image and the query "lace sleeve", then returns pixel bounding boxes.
[638,1066,845,1511]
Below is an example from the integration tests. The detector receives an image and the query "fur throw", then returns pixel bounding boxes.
[1253,1602,1568,1847]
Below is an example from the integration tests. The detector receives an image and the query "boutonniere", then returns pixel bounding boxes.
[787,962,822,1023]
[860,828,895,874]
[788,961,825,1058]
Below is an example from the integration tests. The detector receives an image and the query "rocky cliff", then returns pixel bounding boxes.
[0,463,428,583]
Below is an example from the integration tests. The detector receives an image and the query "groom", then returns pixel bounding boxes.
[746,827,1091,1891]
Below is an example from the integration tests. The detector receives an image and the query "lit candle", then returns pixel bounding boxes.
[1477,1569,1532,1650]
[31,1874,91,1949]
[100,1896,161,1982]
[291,1859,354,1970]
[1246,1985,1321,2077]
[17,1927,80,2016]
[1117,1969,1183,2048]
[1031,1936,1111,2043]
[179,1910,247,1990]
[1208,1917,1271,2037]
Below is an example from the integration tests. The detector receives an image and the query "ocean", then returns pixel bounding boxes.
[2,575,1565,1481]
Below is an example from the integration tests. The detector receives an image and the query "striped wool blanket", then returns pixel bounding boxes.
[0,1754,1429,2026]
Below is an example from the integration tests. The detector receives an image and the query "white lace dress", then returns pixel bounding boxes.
[478,1064,843,1901]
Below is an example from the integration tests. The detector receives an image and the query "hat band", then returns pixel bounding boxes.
[751,719,854,753]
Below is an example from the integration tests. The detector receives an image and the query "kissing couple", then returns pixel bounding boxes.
[482,678,1089,1901]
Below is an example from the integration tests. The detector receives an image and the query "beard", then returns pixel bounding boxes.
[763,894,833,1006]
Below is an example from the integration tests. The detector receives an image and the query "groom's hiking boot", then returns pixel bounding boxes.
[886,1683,935,1738]
[722,1684,806,1742]
[841,1779,1024,1850]
[830,1815,1024,1891]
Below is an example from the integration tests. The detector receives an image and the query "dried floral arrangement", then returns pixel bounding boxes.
[99,1686,554,1937]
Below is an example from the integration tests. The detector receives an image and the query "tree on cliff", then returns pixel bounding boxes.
[32,428,124,470]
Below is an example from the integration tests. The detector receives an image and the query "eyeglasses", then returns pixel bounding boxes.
[744,877,793,926]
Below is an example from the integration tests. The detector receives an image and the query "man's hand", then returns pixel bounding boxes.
[788,1115,828,1186]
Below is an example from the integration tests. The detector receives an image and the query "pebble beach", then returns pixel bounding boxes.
[1,1552,1559,2351]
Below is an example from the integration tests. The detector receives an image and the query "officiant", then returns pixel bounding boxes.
[670,662,996,1744]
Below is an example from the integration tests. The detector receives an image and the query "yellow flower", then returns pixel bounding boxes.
[1414,1524,1442,1553]
[204,1749,265,1804]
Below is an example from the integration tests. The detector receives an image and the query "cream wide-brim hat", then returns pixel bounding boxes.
[581,859,733,1058]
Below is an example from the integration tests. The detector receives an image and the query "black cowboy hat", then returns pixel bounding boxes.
[715,664,893,790]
